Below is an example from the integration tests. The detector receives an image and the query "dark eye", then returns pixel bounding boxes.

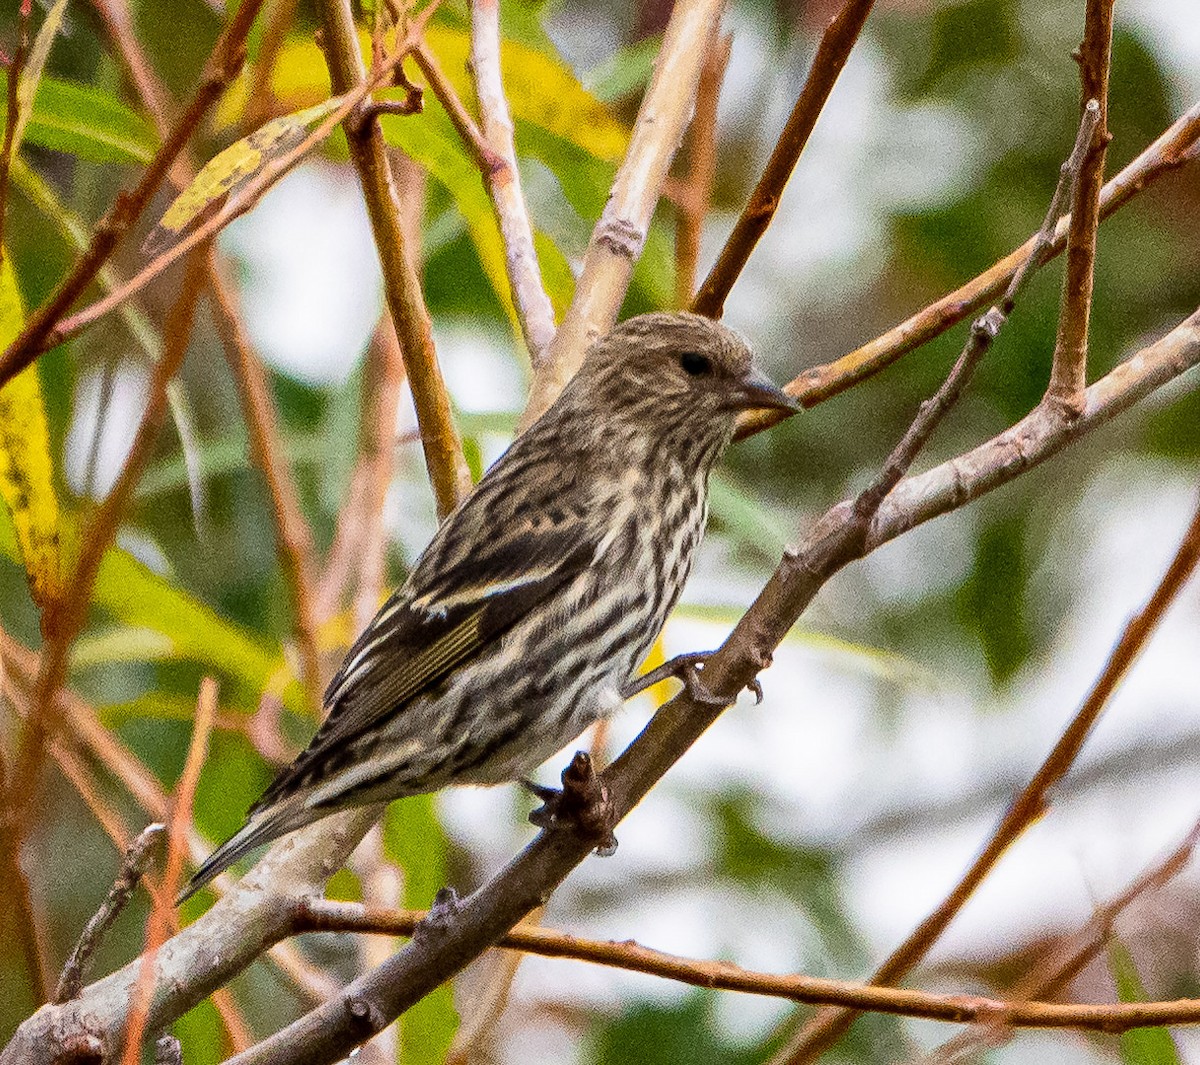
[680,352,711,376]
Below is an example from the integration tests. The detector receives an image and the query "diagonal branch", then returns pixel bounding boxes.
[469,0,557,360]
[691,0,876,318]
[0,0,265,391]
[1045,0,1115,414]
[776,491,1200,1064]
[315,0,471,519]
[522,0,729,425]
[735,96,1200,436]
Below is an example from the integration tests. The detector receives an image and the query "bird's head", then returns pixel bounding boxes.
[569,312,798,452]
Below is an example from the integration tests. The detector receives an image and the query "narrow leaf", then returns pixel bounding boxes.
[1108,937,1183,1065]
[148,96,347,253]
[11,0,69,156]
[0,253,62,611]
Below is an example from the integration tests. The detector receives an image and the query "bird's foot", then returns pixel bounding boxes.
[524,752,617,857]
[621,651,766,707]
[416,886,463,939]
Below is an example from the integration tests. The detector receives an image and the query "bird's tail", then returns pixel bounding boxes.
[176,809,296,905]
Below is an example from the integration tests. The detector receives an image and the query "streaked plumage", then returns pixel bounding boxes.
[180,312,797,901]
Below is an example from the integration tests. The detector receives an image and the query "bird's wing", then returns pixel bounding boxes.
[249,519,596,815]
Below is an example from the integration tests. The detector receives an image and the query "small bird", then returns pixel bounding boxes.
[180,312,798,901]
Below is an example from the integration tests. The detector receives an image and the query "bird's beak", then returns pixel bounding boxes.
[733,367,801,415]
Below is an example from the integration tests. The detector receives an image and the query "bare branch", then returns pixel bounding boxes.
[316,0,471,518]
[469,0,557,360]
[54,823,166,1004]
[0,0,266,390]
[673,32,731,308]
[1046,0,1116,414]
[691,0,876,318]
[778,493,1200,1064]
[210,267,324,709]
[522,0,728,425]
[735,96,1200,436]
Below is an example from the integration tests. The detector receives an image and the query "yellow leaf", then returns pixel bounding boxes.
[148,96,348,253]
[0,253,62,610]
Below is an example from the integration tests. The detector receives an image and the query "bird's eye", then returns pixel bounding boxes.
[680,352,711,376]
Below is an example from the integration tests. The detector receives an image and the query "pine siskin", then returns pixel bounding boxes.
[180,311,798,901]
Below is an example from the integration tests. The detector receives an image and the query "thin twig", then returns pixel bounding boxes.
[410,44,498,178]
[673,31,731,308]
[243,0,301,131]
[121,678,217,1065]
[777,497,1200,1064]
[923,817,1200,1065]
[290,897,1200,1032]
[1046,0,1116,414]
[88,0,171,130]
[0,744,53,1003]
[316,0,471,518]
[0,0,266,390]
[469,0,557,360]
[210,264,324,710]
[736,96,1200,435]
[523,0,729,425]
[54,824,166,1003]
[0,0,33,262]
[691,0,876,317]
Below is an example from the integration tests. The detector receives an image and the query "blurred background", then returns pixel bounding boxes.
[1,0,1199,1062]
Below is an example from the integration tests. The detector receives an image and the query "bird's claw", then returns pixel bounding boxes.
[524,752,617,857]
[622,651,767,708]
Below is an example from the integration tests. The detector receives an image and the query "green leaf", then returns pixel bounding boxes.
[0,73,158,165]
[585,35,661,102]
[0,253,63,610]
[0,502,300,711]
[1108,938,1183,1065]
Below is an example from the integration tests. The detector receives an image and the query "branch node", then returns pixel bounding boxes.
[594,214,646,261]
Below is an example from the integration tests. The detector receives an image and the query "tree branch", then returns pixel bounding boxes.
[777,487,1200,1063]
[469,0,557,360]
[1045,0,1115,414]
[209,267,324,710]
[316,0,471,519]
[522,0,728,425]
[735,95,1200,436]
[691,0,876,318]
[0,0,265,390]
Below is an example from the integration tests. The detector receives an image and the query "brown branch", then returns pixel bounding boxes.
[0,743,53,1004]
[925,818,1200,1065]
[54,823,166,1004]
[674,31,731,308]
[468,0,557,360]
[291,898,1200,1033]
[210,266,324,709]
[735,95,1200,435]
[88,0,171,131]
[777,495,1200,1063]
[243,0,301,132]
[1046,0,1115,414]
[0,0,265,391]
[409,44,494,172]
[523,0,728,425]
[122,678,217,1065]
[691,0,876,318]
[4,302,1199,1065]
[316,0,470,519]
[0,0,33,263]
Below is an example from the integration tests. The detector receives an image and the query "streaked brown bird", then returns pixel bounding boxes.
[180,311,798,901]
